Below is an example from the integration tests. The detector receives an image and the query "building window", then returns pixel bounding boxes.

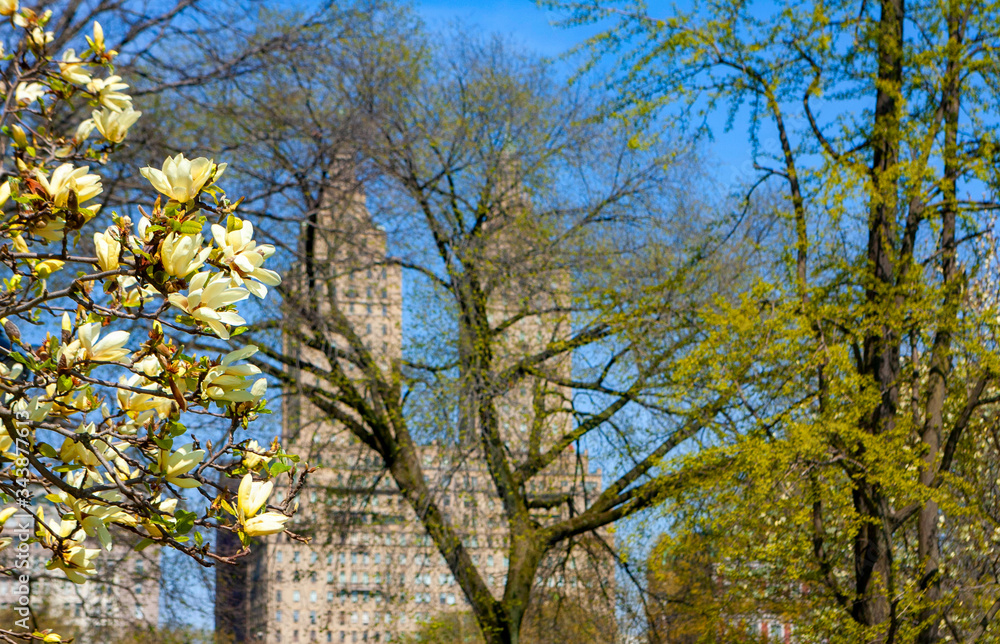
[277,551,284,563]
[310,591,317,603]
[327,553,334,565]
[340,572,346,584]
[310,611,317,624]
[276,610,283,623]
[311,550,319,562]
[328,572,334,583]
[340,553,346,565]
[328,591,335,602]
[277,590,283,602]
[294,551,301,563]
[293,610,300,623]
[294,591,301,602]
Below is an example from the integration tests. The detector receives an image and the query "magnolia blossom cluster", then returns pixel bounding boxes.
[0,8,296,625]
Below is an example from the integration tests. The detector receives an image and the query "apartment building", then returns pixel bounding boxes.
[216,164,612,644]
[0,513,160,643]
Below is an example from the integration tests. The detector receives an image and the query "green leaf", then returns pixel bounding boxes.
[269,462,292,476]
[177,220,204,235]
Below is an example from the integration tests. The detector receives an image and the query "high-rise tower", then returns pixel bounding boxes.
[216,159,609,644]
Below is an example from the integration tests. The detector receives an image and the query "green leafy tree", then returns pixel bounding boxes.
[542,0,1000,641]
[182,14,746,644]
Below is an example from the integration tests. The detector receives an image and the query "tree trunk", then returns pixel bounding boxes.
[915,4,963,642]
[854,0,905,633]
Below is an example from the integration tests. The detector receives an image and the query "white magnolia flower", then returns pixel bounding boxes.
[14,393,53,423]
[242,439,272,470]
[117,275,158,308]
[135,215,154,244]
[160,232,210,278]
[27,26,53,49]
[92,106,140,143]
[201,345,267,403]
[140,153,225,203]
[33,216,65,243]
[86,75,131,111]
[74,118,96,143]
[59,49,92,85]
[211,218,280,297]
[167,271,249,339]
[36,163,102,210]
[86,21,114,57]
[94,229,121,271]
[116,373,174,422]
[37,510,99,584]
[155,443,204,488]
[45,382,96,416]
[58,423,111,472]
[15,81,45,105]
[236,473,288,537]
[70,322,130,363]
[0,0,18,17]
[132,354,163,378]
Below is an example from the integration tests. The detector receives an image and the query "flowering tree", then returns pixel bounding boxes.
[0,4,296,641]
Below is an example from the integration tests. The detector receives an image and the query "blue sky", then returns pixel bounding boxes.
[409,0,762,194]
[414,0,588,60]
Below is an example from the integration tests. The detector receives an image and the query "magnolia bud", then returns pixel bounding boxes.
[10,125,27,148]
[3,318,20,344]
